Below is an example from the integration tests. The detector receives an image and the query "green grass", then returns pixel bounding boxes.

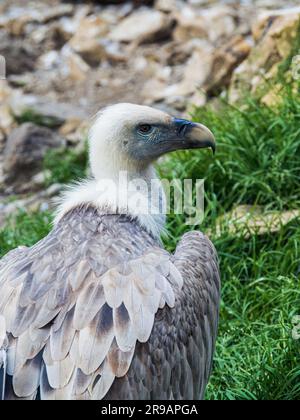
[160,86,300,216]
[159,85,300,400]
[14,109,64,129]
[0,84,300,400]
[206,221,300,400]
[0,211,52,258]
[43,145,88,186]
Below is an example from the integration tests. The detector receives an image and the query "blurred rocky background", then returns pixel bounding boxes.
[0,0,299,225]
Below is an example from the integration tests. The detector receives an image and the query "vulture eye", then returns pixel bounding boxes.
[138,124,153,134]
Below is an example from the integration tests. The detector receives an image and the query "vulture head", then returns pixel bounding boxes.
[55,103,216,235]
[89,103,215,180]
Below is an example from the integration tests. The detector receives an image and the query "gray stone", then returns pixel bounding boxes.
[0,31,40,75]
[109,8,174,44]
[2,123,65,189]
[10,95,88,128]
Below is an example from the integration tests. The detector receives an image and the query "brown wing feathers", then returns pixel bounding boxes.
[104,230,220,400]
[0,208,185,400]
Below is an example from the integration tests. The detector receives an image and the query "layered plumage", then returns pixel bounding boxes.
[0,103,220,400]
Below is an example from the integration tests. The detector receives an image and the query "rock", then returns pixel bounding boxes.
[173,7,208,42]
[229,9,300,103]
[59,118,89,145]
[101,40,128,63]
[32,170,51,187]
[37,50,62,71]
[142,41,213,106]
[201,6,237,43]
[252,7,300,42]
[69,15,110,66]
[292,54,300,81]
[203,36,251,96]
[100,3,134,23]
[0,81,17,185]
[70,38,106,67]
[0,105,14,137]
[29,4,91,48]
[0,32,40,75]
[166,42,213,96]
[142,78,170,104]
[36,4,74,24]
[10,95,88,128]
[37,47,92,82]
[44,7,92,48]
[209,205,300,239]
[173,5,236,44]
[0,182,63,228]
[0,4,74,36]
[45,183,62,197]
[0,5,34,36]
[72,0,153,3]
[261,84,284,107]
[0,15,30,37]
[165,39,202,66]
[109,8,174,44]
[155,0,184,13]
[33,22,72,51]
[54,18,78,44]
[189,90,206,109]
[0,81,16,136]
[188,0,217,4]
[59,119,83,137]
[64,49,91,82]
[2,123,65,190]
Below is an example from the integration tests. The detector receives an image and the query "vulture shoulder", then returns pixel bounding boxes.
[0,206,220,400]
[106,230,220,400]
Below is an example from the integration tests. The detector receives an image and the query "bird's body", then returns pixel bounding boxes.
[0,104,220,400]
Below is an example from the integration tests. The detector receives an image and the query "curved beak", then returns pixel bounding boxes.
[132,117,216,162]
[173,118,216,154]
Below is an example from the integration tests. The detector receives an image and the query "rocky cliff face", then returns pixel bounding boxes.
[229,7,300,104]
[0,0,299,224]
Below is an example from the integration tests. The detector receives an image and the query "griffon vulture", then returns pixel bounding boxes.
[0,103,220,400]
